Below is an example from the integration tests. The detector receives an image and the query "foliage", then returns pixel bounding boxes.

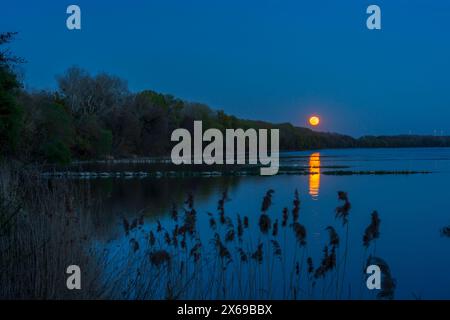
[3,33,450,164]
[0,32,23,156]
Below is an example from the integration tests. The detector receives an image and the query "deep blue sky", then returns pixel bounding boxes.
[1,0,449,136]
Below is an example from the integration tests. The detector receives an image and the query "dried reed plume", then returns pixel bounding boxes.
[307,257,314,274]
[238,247,248,262]
[272,219,279,237]
[225,217,235,242]
[292,222,307,246]
[237,214,243,240]
[172,227,178,247]
[261,189,275,212]
[440,226,450,237]
[251,242,263,263]
[314,245,336,279]
[190,240,202,262]
[271,239,282,259]
[325,226,339,247]
[363,211,381,247]
[292,189,300,222]
[218,190,229,225]
[282,207,288,227]
[366,256,396,300]
[207,212,217,230]
[130,238,139,252]
[157,220,162,233]
[243,216,249,228]
[182,194,197,236]
[212,233,232,265]
[335,191,351,225]
[164,231,171,245]
[259,214,271,234]
[150,250,171,267]
[185,192,194,210]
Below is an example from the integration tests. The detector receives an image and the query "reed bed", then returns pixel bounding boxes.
[104,188,396,300]
[1,162,397,299]
[0,161,103,299]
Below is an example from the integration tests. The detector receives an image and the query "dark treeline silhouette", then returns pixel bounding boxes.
[2,32,450,165]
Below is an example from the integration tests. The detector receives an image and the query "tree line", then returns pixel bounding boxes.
[1,32,450,165]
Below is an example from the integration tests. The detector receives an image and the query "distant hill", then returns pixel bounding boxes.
[220,118,450,151]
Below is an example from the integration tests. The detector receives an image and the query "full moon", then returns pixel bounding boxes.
[309,116,320,126]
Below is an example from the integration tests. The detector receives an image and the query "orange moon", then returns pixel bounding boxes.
[309,116,320,126]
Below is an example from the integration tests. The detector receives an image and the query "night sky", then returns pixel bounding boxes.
[1,0,449,136]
